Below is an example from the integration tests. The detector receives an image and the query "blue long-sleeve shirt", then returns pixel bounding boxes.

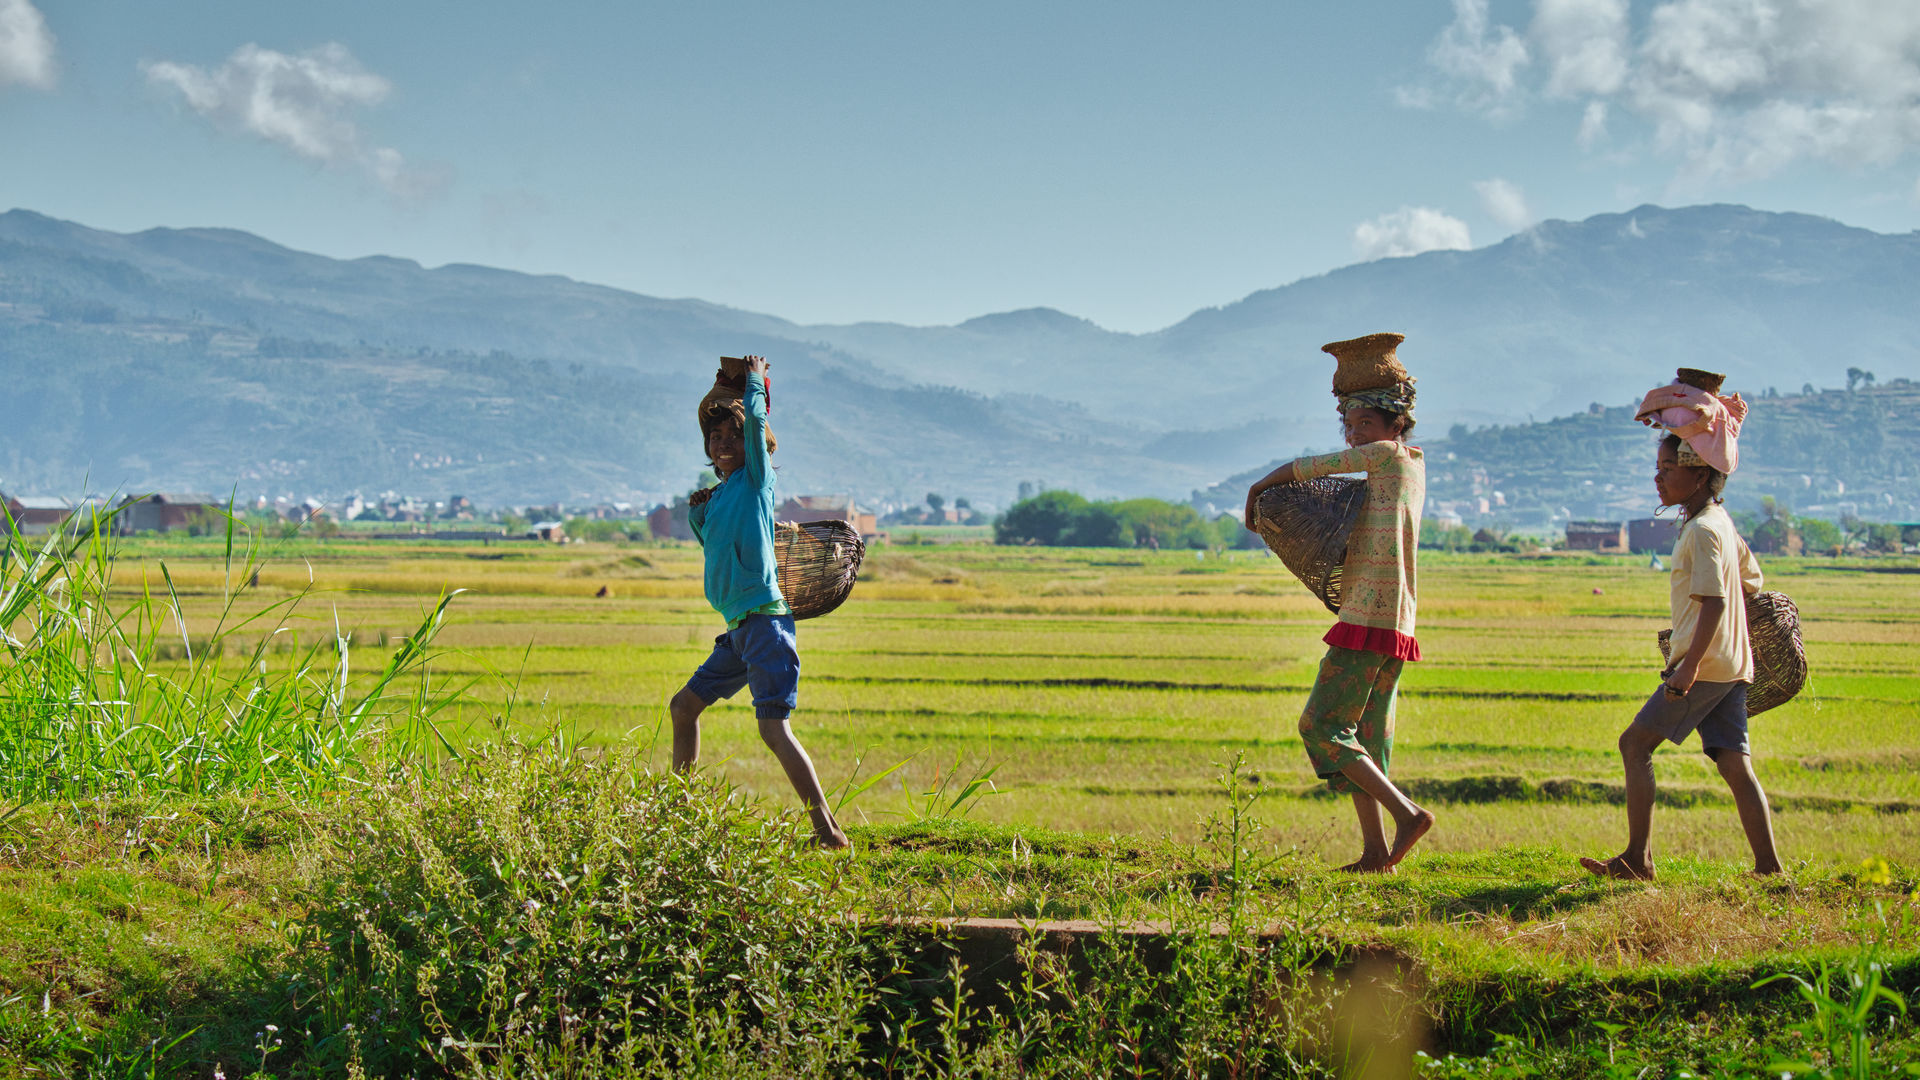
[687,371,785,623]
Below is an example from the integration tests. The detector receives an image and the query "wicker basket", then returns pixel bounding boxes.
[775,519,865,619]
[1252,477,1368,614]
[1655,591,1807,716]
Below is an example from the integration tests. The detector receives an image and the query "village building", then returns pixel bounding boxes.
[1564,519,1629,553]
[1,494,76,535]
[526,520,567,542]
[1627,517,1680,555]
[777,494,879,536]
[116,493,223,534]
[647,500,696,541]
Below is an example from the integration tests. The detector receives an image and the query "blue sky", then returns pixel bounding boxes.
[4,0,1918,331]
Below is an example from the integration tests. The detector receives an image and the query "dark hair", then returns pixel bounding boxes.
[1658,433,1726,502]
[699,399,777,466]
[1342,405,1415,439]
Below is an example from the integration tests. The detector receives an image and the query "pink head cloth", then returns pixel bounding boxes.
[1634,382,1747,473]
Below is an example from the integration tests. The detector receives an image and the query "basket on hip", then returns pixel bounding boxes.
[775,519,865,620]
[1252,477,1368,614]
[1655,591,1808,716]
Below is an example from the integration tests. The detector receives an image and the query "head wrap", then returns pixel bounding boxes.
[1337,381,1417,422]
[1674,441,1710,469]
[1635,373,1744,474]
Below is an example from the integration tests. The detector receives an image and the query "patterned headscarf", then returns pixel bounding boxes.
[1336,380,1417,421]
[1674,441,1710,469]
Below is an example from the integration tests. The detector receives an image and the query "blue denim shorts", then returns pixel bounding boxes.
[1631,679,1750,760]
[684,613,799,720]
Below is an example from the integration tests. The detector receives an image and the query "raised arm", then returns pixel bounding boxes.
[742,355,773,490]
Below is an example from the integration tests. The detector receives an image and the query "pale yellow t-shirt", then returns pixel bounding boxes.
[1668,503,1763,684]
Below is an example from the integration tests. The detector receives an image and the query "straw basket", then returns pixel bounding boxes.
[775,519,865,619]
[1655,591,1807,716]
[1252,478,1367,614]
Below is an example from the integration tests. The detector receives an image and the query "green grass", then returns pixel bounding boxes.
[6,531,1919,1075]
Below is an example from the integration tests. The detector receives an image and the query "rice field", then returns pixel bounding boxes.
[133,536,1920,870]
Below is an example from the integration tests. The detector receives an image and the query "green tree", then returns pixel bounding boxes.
[995,490,1091,545]
[1796,515,1841,553]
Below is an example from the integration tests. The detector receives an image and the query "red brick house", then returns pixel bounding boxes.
[1565,520,1628,552]
[116,493,223,534]
[777,495,878,537]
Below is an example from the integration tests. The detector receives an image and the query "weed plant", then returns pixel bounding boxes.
[288,735,903,1076]
[0,508,462,801]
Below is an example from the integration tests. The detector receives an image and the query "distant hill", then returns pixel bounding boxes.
[2,204,1916,505]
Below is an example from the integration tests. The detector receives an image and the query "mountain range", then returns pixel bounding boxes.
[1,203,1915,506]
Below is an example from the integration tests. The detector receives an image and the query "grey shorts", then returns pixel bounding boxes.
[1632,679,1750,760]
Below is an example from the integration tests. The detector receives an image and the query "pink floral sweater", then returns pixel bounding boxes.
[1290,441,1426,660]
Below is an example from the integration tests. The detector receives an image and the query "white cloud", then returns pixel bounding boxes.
[142,43,448,201]
[1576,100,1611,148]
[1474,178,1535,230]
[1423,0,1531,112]
[1411,0,1920,187]
[1353,207,1474,260]
[1532,0,1630,97]
[0,0,55,90]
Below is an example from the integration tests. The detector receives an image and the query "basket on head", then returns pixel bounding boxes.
[698,356,775,448]
[1655,591,1807,716]
[1252,477,1368,614]
[1674,368,1727,395]
[1324,333,1409,395]
[775,519,865,619]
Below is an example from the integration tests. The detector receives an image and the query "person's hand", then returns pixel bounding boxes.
[1664,657,1700,698]
[744,354,769,377]
[688,487,714,507]
[1243,486,1263,531]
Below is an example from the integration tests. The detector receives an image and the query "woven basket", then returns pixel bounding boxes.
[1655,591,1807,716]
[775,519,865,619]
[1252,477,1367,614]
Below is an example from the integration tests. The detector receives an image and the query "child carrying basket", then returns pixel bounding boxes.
[1244,333,1435,873]
[1581,368,1787,880]
[668,354,850,849]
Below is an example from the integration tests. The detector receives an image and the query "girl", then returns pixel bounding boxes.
[1245,333,1434,873]
[1581,429,1778,879]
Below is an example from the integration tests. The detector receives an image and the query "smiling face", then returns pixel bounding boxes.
[706,416,744,477]
[1341,405,1404,448]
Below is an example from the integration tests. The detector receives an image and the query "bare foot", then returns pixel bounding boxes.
[1578,854,1654,881]
[1337,857,1396,875]
[1749,863,1785,877]
[1385,808,1434,869]
[814,826,852,851]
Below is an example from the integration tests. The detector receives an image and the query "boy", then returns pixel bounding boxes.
[1244,333,1435,873]
[1581,431,1779,879]
[668,354,849,849]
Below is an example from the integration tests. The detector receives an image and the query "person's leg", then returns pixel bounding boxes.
[1581,682,1729,881]
[739,614,848,848]
[1612,723,1665,877]
[1336,755,1432,870]
[1698,684,1781,874]
[1351,657,1431,869]
[757,714,848,848]
[673,632,750,773]
[1342,792,1389,873]
[1714,751,1782,874]
[1300,648,1388,870]
[670,686,707,773]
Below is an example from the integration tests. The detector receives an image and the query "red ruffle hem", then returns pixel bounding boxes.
[1323,621,1422,661]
